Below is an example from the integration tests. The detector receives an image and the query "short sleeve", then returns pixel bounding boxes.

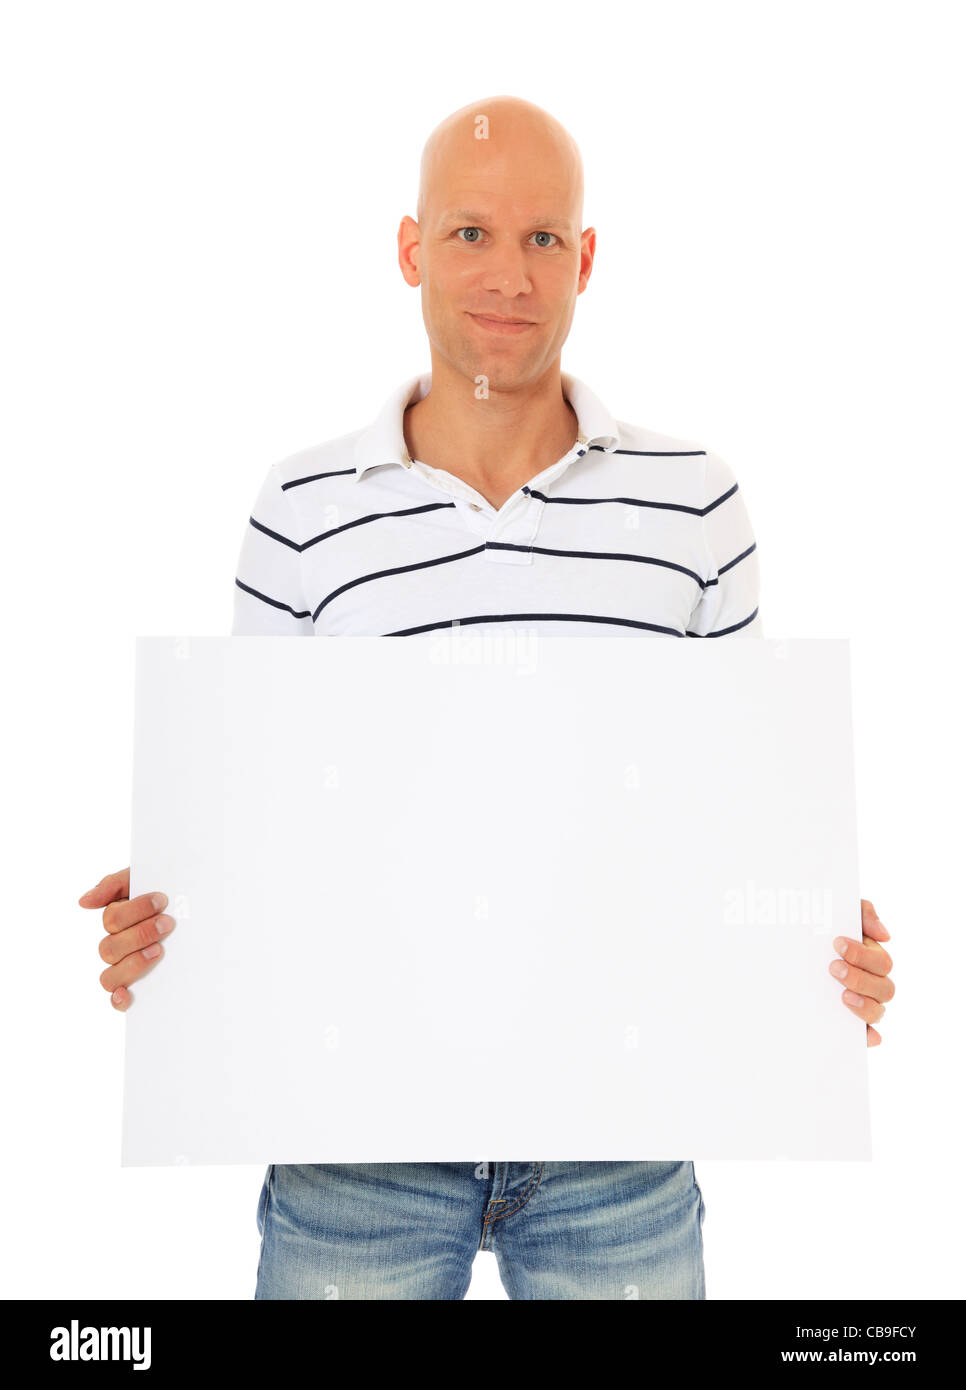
[231,461,314,636]
[687,449,763,638]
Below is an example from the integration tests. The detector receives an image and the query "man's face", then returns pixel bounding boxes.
[400,148,594,393]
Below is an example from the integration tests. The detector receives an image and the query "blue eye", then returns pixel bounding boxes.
[454,227,558,246]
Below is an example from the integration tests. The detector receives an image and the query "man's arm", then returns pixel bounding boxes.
[232,460,314,636]
[687,449,763,638]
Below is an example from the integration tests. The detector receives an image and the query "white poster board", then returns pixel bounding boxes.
[123,635,870,1165]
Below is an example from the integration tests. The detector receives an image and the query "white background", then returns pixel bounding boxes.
[1,0,962,1300]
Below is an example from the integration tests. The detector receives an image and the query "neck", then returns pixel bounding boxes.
[402,351,579,507]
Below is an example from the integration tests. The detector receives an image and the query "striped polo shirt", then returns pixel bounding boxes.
[231,372,762,640]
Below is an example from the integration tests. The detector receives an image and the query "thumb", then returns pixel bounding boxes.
[78,868,130,908]
[860,898,890,941]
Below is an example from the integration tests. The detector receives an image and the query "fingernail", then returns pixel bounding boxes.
[843,990,864,1006]
[833,937,848,956]
[830,961,847,979]
[151,892,168,912]
[156,915,174,935]
[112,989,125,1005]
[142,943,162,959]
[877,919,890,938]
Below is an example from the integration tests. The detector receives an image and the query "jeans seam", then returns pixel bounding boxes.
[253,1163,275,1297]
[484,1163,544,1227]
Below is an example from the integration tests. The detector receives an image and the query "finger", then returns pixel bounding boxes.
[841,988,886,1026]
[110,985,133,1012]
[99,942,165,996]
[78,868,130,909]
[829,957,895,1003]
[860,898,890,941]
[99,913,175,967]
[867,1024,882,1048]
[102,890,169,936]
[833,935,893,978]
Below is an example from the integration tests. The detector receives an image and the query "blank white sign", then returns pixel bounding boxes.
[124,635,870,1165]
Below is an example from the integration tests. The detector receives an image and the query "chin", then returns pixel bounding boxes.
[453,344,547,393]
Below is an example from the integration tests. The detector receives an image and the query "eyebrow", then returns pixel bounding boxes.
[439,209,574,232]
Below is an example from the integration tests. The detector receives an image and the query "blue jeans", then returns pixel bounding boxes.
[254,1161,706,1300]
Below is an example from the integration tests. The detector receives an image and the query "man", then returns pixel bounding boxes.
[78,96,895,1300]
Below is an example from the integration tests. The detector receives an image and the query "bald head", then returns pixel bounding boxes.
[398,95,594,396]
[416,96,584,229]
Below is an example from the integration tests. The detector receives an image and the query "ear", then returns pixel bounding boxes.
[577,226,597,295]
[398,216,421,287]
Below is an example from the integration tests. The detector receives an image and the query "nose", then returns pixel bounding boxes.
[480,241,533,298]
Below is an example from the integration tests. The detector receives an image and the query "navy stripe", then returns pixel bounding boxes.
[300,502,456,551]
[702,483,740,516]
[248,516,300,552]
[281,468,356,490]
[484,541,708,588]
[523,482,739,516]
[486,538,755,585]
[686,606,759,637]
[234,577,311,619]
[717,541,757,576]
[588,445,707,457]
[386,612,686,637]
[249,502,456,554]
[312,545,486,622]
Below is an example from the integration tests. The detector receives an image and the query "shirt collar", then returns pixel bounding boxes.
[351,370,620,481]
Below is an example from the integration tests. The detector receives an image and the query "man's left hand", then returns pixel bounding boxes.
[829,899,894,1047]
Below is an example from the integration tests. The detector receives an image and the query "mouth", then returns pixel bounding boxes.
[465,312,536,336]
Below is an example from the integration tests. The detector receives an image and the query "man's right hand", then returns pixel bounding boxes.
[78,868,175,1011]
